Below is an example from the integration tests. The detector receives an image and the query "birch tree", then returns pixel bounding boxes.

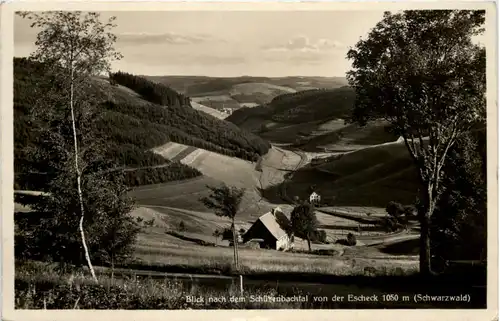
[18,11,123,282]
[346,10,486,275]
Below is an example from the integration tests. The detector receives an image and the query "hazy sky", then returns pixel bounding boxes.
[14,11,387,77]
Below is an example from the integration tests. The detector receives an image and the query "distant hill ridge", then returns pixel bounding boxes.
[144,75,348,110]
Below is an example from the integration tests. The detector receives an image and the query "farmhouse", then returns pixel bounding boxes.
[222,107,233,115]
[243,208,293,251]
[309,192,321,205]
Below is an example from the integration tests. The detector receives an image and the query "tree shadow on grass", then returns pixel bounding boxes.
[379,238,420,255]
[319,224,385,233]
[257,182,287,204]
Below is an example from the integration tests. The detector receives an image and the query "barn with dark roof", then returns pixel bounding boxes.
[242,208,294,251]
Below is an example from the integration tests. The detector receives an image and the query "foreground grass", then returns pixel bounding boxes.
[15,261,302,309]
[15,260,486,309]
[133,236,420,276]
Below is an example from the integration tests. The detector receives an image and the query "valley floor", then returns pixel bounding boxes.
[126,143,421,277]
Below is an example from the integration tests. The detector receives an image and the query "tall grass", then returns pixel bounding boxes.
[15,260,302,309]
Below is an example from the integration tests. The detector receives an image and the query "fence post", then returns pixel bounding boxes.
[239,275,244,295]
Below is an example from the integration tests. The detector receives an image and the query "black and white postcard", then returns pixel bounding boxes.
[1,1,497,321]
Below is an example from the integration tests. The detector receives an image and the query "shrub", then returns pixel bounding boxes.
[144,218,155,227]
[346,233,357,246]
[335,233,357,246]
[380,217,402,232]
[386,201,405,218]
[363,266,377,276]
[311,230,327,243]
[403,205,417,218]
[221,228,233,241]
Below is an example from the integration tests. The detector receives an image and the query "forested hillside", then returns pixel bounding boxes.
[227,87,355,125]
[109,71,192,107]
[14,58,270,189]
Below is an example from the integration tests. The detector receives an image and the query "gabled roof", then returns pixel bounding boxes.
[257,212,288,240]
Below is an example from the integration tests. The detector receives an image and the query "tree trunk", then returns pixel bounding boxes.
[111,254,115,281]
[419,213,433,276]
[307,235,312,252]
[235,230,240,269]
[70,66,97,283]
[420,187,438,277]
[231,220,238,270]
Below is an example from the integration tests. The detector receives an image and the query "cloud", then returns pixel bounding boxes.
[262,35,344,53]
[117,31,220,46]
[124,48,246,67]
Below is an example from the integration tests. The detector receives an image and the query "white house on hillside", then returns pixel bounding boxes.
[309,192,321,205]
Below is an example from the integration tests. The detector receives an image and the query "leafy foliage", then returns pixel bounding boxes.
[15,74,141,263]
[199,184,245,267]
[220,228,234,241]
[346,233,357,246]
[110,71,191,107]
[346,10,486,274]
[100,100,268,161]
[106,72,271,161]
[386,201,405,218]
[212,229,221,241]
[14,11,141,276]
[312,229,327,244]
[290,202,319,251]
[14,58,202,189]
[15,54,272,190]
[122,164,201,187]
[431,129,486,261]
[199,184,246,220]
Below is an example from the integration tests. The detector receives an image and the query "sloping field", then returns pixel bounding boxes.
[185,82,298,109]
[151,142,300,189]
[316,140,411,175]
[240,102,260,108]
[230,82,296,95]
[130,177,221,213]
[235,115,395,153]
[133,144,304,222]
[260,146,302,171]
[128,175,273,223]
[93,77,148,106]
[180,148,258,188]
[282,140,420,208]
[191,96,241,110]
[228,82,296,104]
[192,94,234,101]
[293,120,396,153]
[131,205,242,235]
[151,142,190,160]
[190,101,228,119]
[259,121,325,144]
